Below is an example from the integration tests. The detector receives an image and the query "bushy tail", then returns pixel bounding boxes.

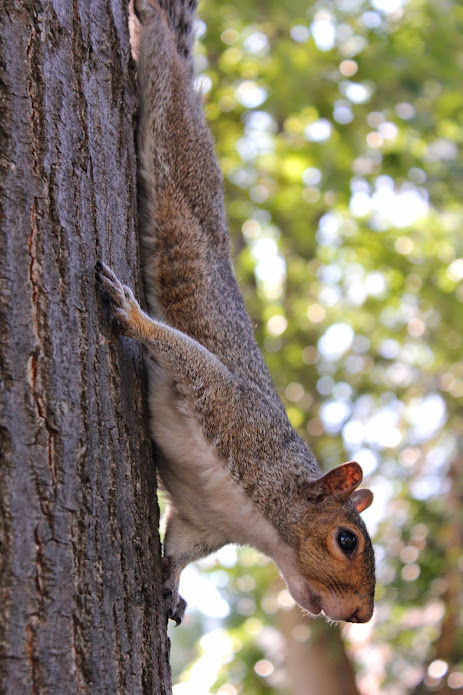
[133,0,281,399]
[158,0,198,71]
[132,0,198,73]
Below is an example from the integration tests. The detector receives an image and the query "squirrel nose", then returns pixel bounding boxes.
[347,608,361,623]
[346,606,372,623]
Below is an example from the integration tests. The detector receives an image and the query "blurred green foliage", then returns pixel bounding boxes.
[169,1,463,693]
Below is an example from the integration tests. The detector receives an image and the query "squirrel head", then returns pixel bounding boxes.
[283,461,375,623]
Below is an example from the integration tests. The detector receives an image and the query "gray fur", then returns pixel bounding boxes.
[98,0,376,625]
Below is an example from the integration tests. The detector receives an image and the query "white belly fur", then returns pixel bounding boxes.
[146,359,297,570]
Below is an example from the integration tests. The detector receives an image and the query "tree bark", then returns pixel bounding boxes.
[0,1,171,693]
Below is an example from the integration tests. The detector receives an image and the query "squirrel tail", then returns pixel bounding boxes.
[135,3,230,316]
[133,1,279,396]
[131,0,197,72]
[157,0,198,72]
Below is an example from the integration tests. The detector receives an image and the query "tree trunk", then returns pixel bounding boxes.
[0,1,171,693]
[279,606,360,695]
[410,450,463,695]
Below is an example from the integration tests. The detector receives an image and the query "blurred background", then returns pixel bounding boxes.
[166,0,463,693]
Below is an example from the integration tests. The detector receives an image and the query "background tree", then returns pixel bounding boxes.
[0,2,171,693]
[170,1,463,694]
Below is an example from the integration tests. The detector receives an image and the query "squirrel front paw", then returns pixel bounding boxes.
[97,262,150,341]
[164,587,187,626]
[162,556,187,626]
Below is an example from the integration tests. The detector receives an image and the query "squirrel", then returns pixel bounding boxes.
[97,0,375,626]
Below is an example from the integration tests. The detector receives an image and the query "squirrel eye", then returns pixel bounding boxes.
[337,529,358,555]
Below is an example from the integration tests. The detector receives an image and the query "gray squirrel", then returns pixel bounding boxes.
[98,0,375,625]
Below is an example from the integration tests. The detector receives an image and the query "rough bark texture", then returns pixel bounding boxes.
[0,1,171,693]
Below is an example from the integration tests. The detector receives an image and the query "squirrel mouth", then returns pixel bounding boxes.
[284,575,322,616]
[301,590,322,616]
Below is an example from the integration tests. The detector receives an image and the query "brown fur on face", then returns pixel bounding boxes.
[291,498,375,622]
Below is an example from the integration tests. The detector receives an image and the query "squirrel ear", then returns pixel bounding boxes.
[307,461,363,501]
[351,488,374,513]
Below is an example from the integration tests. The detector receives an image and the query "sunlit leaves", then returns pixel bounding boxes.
[171,1,463,693]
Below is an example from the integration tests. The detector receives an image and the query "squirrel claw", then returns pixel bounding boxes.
[162,556,187,625]
[163,586,187,625]
[97,262,125,303]
[97,262,146,339]
[168,595,187,626]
